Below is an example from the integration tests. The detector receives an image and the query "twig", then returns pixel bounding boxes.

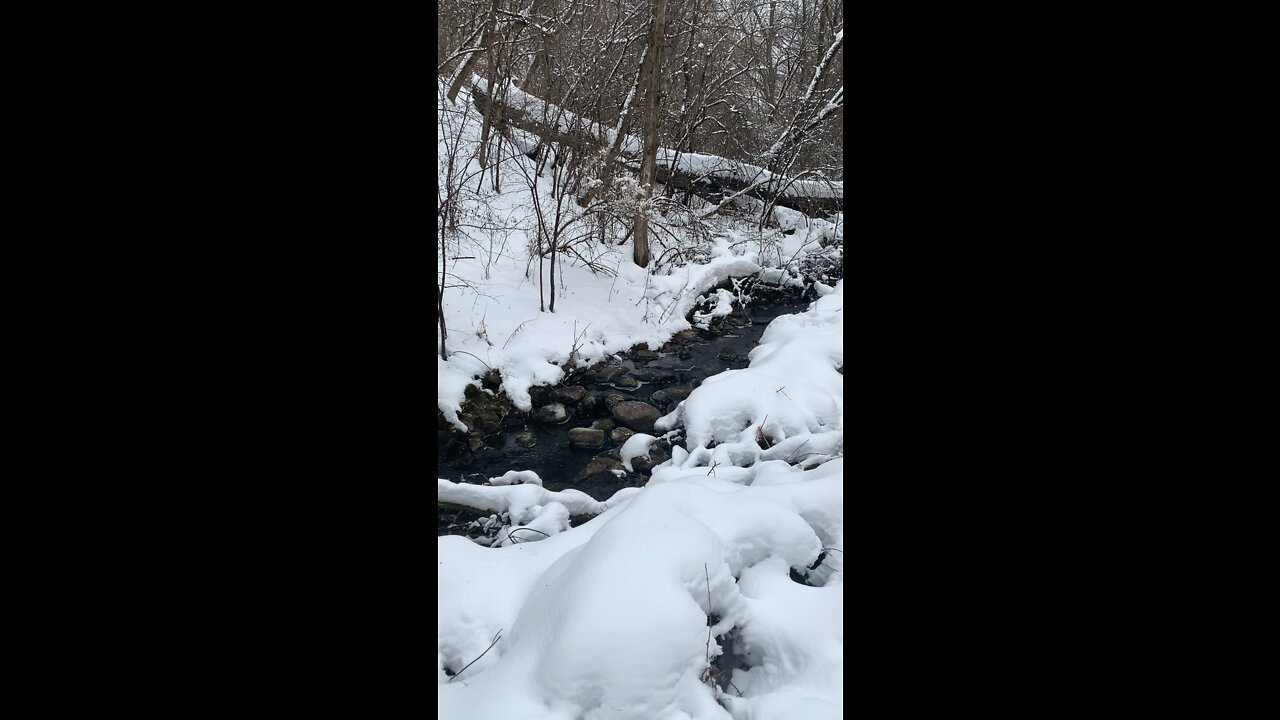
[449,350,493,371]
[507,527,552,543]
[785,439,811,464]
[448,628,503,682]
[503,317,538,350]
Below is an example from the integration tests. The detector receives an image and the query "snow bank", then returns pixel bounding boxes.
[439,465,842,720]
[439,284,844,719]
[656,281,843,454]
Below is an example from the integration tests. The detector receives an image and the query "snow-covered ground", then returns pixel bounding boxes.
[439,283,843,720]
[439,75,843,719]
[438,80,841,431]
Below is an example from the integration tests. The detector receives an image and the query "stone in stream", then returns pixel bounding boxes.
[515,431,536,447]
[534,403,567,424]
[556,385,586,403]
[665,386,694,405]
[603,393,626,411]
[632,349,660,361]
[568,427,606,449]
[476,412,502,433]
[635,369,675,383]
[610,427,635,445]
[573,456,626,482]
[676,348,693,360]
[590,366,625,383]
[650,389,671,409]
[612,400,662,433]
[717,347,741,361]
[591,418,616,432]
[616,375,639,388]
[467,438,484,453]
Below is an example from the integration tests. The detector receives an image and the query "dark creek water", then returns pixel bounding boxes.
[436,281,828,537]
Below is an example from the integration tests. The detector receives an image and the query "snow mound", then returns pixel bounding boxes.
[439,465,843,720]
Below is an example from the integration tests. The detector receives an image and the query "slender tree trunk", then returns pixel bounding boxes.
[633,0,669,269]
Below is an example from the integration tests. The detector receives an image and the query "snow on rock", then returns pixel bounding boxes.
[438,478,605,525]
[619,432,657,471]
[488,470,543,486]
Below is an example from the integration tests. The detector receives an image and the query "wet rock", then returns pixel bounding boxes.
[467,438,484,453]
[591,418,616,433]
[726,316,747,327]
[634,342,650,351]
[632,349,660,361]
[590,366,624,383]
[556,385,586,403]
[515,431,535,447]
[717,347,740,361]
[674,329,699,343]
[481,370,502,391]
[650,389,671,408]
[528,385,555,407]
[568,427,606,449]
[612,400,662,433]
[534,403,567,424]
[616,376,639,388]
[611,427,635,445]
[603,393,626,410]
[574,456,626,482]
[463,383,481,399]
[666,386,693,405]
[476,412,502,433]
[677,348,693,360]
[635,369,675,383]
[632,454,656,473]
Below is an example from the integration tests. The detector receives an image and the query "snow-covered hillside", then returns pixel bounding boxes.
[437,80,841,430]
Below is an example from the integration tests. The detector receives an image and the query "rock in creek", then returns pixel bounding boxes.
[534,403,567,424]
[574,456,626,482]
[515,431,535,447]
[591,418,616,433]
[590,366,625,383]
[616,376,638,388]
[556,385,586,403]
[610,427,635,445]
[568,427,606,449]
[612,400,662,433]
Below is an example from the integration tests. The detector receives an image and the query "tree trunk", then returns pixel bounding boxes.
[633,0,670,269]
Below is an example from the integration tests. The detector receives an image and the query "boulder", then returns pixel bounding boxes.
[616,376,639,388]
[610,427,635,445]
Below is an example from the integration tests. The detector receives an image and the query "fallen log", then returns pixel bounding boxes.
[470,83,843,217]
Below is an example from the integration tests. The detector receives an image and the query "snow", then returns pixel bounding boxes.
[439,79,836,425]
[439,75,842,719]
[655,282,843,453]
[439,282,843,719]
[619,432,657,471]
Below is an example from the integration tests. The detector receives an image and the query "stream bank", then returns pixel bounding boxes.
[437,269,840,538]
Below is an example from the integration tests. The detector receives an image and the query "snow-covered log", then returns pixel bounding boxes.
[470,81,843,216]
